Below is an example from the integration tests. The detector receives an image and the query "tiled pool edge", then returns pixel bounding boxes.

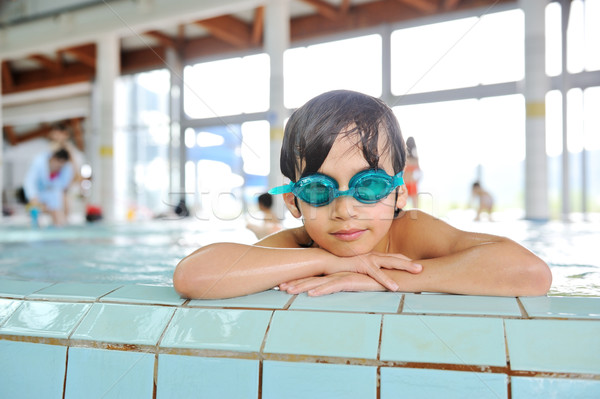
[0,280,599,398]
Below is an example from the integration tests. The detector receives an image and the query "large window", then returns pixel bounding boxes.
[284,34,382,109]
[114,69,171,219]
[391,9,524,95]
[393,95,525,215]
[184,54,270,119]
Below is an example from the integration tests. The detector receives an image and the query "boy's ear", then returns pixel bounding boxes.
[395,186,408,210]
[283,193,302,218]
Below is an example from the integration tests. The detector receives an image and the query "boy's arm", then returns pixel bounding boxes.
[282,212,551,297]
[173,228,419,299]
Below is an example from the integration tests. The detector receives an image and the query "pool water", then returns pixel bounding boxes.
[1,217,598,296]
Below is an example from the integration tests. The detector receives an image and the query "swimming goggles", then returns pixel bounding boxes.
[269,169,404,207]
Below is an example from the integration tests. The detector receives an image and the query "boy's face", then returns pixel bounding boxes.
[284,132,407,257]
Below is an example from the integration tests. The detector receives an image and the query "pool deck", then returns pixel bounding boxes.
[0,280,599,398]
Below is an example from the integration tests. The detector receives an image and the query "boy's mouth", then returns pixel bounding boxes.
[331,229,366,241]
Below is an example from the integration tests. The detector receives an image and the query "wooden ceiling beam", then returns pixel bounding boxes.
[340,0,351,14]
[60,44,96,69]
[443,0,461,10]
[28,54,63,73]
[3,126,18,146]
[145,30,177,48]
[195,15,251,48]
[251,6,265,45]
[2,61,14,91]
[299,0,341,20]
[396,0,438,13]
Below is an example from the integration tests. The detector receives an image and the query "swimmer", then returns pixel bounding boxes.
[174,90,551,299]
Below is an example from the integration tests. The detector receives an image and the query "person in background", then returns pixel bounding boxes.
[471,181,494,221]
[246,193,283,239]
[404,137,421,208]
[47,123,83,219]
[24,148,73,226]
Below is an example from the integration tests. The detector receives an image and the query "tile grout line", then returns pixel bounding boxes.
[61,346,70,399]
[258,310,277,399]
[515,297,529,319]
[376,314,385,399]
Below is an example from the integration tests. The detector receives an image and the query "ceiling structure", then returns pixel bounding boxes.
[0,0,516,96]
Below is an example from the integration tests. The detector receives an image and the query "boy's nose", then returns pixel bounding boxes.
[330,195,358,220]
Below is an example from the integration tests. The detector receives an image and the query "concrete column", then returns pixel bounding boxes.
[560,0,571,221]
[94,34,119,221]
[0,61,3,223]
[381,25,393,105]
[265,0,290,217]
[522,0,550,220]
[166,47,185,210]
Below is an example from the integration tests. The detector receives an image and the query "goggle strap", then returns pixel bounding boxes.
[268,183,293,195]
[393,171,405,187]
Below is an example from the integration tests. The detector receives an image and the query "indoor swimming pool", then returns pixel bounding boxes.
[0,216,598,296]
[1,216,599,398]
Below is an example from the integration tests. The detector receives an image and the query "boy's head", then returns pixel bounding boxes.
[280,90,406,181]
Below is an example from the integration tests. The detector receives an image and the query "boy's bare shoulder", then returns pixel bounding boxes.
[254,226,312,249]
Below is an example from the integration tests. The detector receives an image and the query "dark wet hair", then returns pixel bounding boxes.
[280,90,406,181]
[52,148,71,162]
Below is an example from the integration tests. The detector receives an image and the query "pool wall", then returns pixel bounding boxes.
[0,278,599,398]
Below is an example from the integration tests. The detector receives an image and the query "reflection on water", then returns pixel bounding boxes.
[0,217,598,296]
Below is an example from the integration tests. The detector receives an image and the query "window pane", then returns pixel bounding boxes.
[184,54,269,118]
[545,2,562,77]
[284,34,382,109]
[393,95,525,215]
[392,10,524,95]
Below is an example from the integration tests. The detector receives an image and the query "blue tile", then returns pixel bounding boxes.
[28,282,122,301]
[505,319,600,374]
[290,292,401,313]
[101,284,185,305]
[160,308,272,352]
[403,293,521,316]
[188,289,293,309]
[71,303,175,345]
[381,367,507,399]
[263,361,376,399]
[380,315,506,366]
[156,355,259,398]
[0,279,54,298]
[263,311,381,359]
[0,298,21,325]
[512,376,600,399]
[0,301,90,339]
[520,296,600,319]
[0,340,67,398]
[65,347,154,399]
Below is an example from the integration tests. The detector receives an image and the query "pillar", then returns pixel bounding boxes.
[522,0,550,220]
[265,0,290,217]
[166,47,185,212]
[0,61,3,222]
[93,34,119,221]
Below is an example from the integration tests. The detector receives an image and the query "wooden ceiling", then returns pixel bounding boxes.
[1,0,515,96]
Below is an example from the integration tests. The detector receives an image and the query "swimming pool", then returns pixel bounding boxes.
[0,216,599,296]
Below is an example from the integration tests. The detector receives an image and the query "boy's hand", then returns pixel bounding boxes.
[280,272,384,296]
[327,252,422,292]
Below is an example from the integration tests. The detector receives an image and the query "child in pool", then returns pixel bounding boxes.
[174,90,551,299]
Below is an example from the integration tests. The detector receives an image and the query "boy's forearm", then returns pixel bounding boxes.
[174,243,332,299]
[386,241,551,297]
